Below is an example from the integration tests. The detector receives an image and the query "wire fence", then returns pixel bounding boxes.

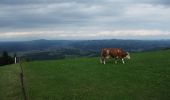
[19,58,28,100]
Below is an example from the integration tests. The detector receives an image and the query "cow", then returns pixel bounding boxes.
[100,48,130,64]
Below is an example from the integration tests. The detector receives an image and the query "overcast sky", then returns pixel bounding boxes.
[0,0,170,41]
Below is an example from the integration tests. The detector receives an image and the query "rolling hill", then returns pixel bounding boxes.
[1,39,170,61]
[0,50,170,100]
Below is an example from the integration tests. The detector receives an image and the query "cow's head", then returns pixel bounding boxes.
[125,52,130,59]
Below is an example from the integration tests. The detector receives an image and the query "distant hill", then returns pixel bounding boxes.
[0,39,170,60]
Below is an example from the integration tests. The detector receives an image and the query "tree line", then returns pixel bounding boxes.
[0,51,15,66]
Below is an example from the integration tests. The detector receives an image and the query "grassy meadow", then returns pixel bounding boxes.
[0,64,23,100]
[23,50,170,100]
[0,50,170,100]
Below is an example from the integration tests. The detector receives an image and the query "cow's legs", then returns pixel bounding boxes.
[103,59,106,64]
[115,60,117,64]
[100,58,103,64]
[100,57,106,64]
[115,58,118,64]
[122,58,125,64]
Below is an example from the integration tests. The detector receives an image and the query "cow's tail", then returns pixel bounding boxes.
[126,52,131,59]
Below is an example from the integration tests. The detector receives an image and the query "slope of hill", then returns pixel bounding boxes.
[0,50,170,100]
[21,50,170,100]
[0,64,23,100]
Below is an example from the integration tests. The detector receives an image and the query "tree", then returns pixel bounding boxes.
[0,51,14,66]
[0,57,3,66]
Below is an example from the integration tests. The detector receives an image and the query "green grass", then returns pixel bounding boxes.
[0,64,23,100]
[22,50,170,100]
[0,50,170,100]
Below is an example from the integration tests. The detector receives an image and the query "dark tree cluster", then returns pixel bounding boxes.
[0,51,14,66]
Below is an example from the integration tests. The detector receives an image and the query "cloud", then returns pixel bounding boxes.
[0,29,170,41]
[0,0,170,40]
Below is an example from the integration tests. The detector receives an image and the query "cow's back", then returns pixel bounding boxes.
[107,48,127,58]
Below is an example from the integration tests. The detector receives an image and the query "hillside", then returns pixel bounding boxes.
[0,50,170,100]
[0,64,23,100]
[23,50,170,100]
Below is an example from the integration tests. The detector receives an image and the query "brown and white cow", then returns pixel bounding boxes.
[100,48,130,64]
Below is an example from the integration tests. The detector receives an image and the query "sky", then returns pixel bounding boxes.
[0,0,170,41]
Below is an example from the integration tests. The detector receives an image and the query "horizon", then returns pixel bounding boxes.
[0,0,170,41]
[0,38,170,42]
